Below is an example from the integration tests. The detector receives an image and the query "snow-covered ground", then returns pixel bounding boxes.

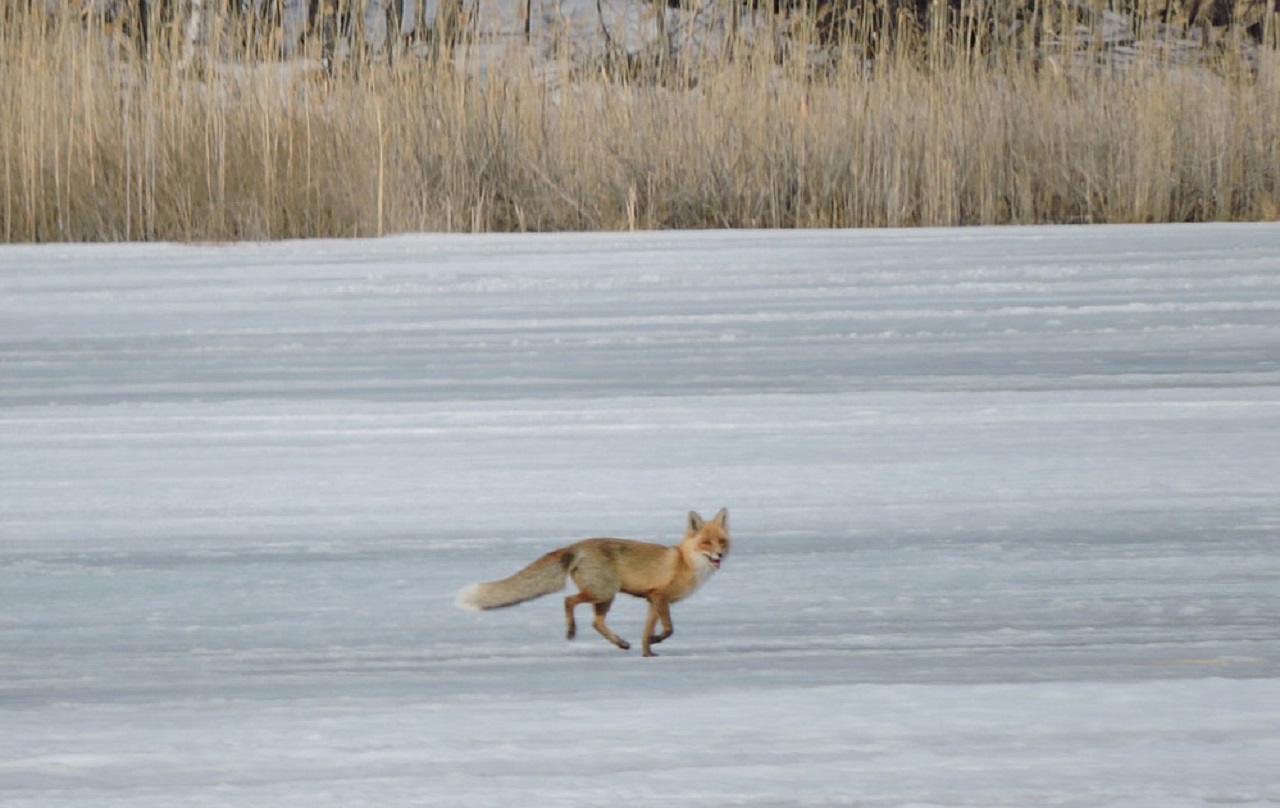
[2,224,1279,807]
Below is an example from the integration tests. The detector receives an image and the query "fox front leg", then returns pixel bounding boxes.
[641,597,674,657]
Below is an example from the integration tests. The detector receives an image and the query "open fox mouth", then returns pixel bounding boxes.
[704,552,723,569]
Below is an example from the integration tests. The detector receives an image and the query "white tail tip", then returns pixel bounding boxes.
[455,584,485,611]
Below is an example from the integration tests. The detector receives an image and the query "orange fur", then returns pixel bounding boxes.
[456,509,730,657]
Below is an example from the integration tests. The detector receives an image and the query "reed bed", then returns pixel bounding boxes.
[2,5,1277,242]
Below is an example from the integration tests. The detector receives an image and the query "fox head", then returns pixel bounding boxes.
[683,507,730,570]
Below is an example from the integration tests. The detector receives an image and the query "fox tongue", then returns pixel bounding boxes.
[707,554,721,569]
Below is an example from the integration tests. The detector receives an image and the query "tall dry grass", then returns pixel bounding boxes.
[2,5,1278,242]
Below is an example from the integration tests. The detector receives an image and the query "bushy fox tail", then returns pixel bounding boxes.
[455,549,573,610]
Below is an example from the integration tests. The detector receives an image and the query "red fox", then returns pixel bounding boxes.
[455,508,730,657]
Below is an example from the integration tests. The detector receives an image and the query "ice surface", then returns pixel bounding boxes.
[2,224,1279,806]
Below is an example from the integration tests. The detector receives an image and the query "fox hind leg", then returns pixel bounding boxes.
[564,591,629,650]
[564,591,589,640]
[566,561,628,651]
[592,599,630,651]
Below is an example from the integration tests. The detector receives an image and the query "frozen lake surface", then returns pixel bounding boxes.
[2,224,1279,806]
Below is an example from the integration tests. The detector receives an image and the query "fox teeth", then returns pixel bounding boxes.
[704,553,722,568]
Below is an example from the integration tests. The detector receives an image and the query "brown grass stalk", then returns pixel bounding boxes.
[1,5,1277,242]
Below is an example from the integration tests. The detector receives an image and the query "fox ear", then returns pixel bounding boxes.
[712,507,728,529]
[687,510,705,532]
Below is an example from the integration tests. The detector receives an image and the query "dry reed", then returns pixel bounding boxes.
[1,4,1278,242]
